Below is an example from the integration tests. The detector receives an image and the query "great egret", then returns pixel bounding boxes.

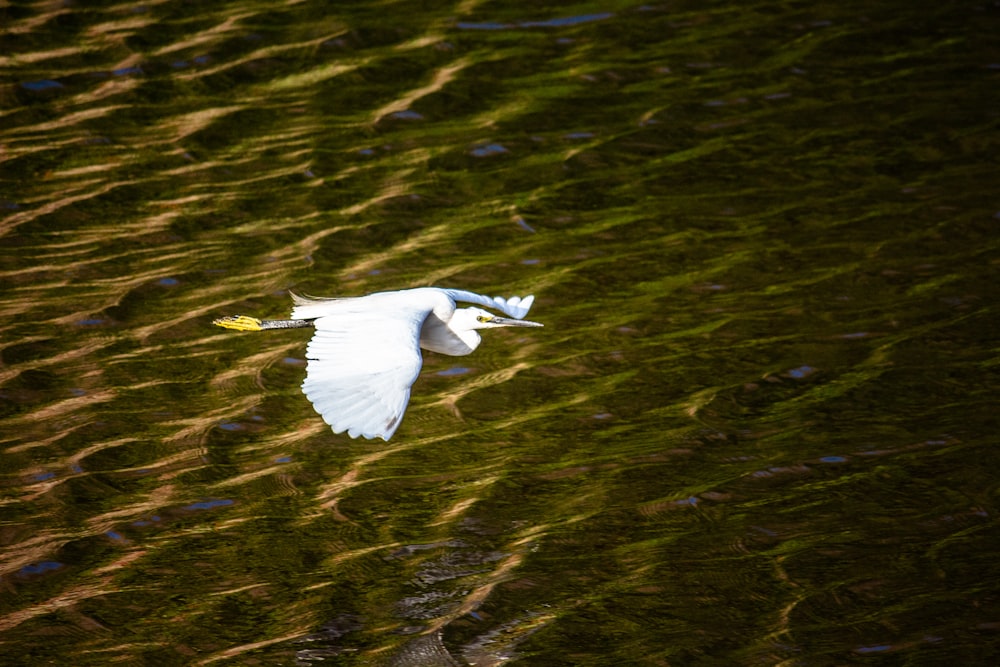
[214,287,542,440]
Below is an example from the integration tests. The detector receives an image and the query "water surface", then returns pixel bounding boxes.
[2,0,999,664]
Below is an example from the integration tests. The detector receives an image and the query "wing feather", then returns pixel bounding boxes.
[301,306,425,440]
[439,289,535,319]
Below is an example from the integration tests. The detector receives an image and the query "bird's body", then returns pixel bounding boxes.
[214,287,541,440]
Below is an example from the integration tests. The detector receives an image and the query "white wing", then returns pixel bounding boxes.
[301,307,426,441]
[439,289,535,319]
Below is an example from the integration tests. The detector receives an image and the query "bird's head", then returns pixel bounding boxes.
[454,307,544,332]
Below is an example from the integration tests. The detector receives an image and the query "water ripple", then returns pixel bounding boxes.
[1,0,998,664]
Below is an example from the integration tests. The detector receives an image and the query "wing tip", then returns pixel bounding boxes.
[302,382,408,442]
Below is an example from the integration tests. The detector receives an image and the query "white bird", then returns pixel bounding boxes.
[214,287,542,440]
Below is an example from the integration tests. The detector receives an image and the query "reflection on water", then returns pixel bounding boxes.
[2,0,999,663]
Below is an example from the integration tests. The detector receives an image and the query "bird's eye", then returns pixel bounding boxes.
[476,315,491,323]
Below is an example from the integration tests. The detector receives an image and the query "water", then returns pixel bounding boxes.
[2,0,999,664]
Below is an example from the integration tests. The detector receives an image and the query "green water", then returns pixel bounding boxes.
[2,0,999,664]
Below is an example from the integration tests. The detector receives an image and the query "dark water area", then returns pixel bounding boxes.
[2,0,999,664]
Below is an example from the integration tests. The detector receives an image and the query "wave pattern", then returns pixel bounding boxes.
[2,0,999,664]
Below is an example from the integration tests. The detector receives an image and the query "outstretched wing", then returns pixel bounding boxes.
[301,307,426,441]
[439,289,535,319]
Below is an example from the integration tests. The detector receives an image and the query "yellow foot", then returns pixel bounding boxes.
[213,315,263,332]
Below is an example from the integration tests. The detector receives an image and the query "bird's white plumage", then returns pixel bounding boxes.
[439,289,535,320]
[302,309,425,440]
[290,287,538,440]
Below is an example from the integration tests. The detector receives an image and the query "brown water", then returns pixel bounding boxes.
[2,0,999,664]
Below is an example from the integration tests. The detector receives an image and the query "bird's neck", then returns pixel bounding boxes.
[419,316,481,356]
